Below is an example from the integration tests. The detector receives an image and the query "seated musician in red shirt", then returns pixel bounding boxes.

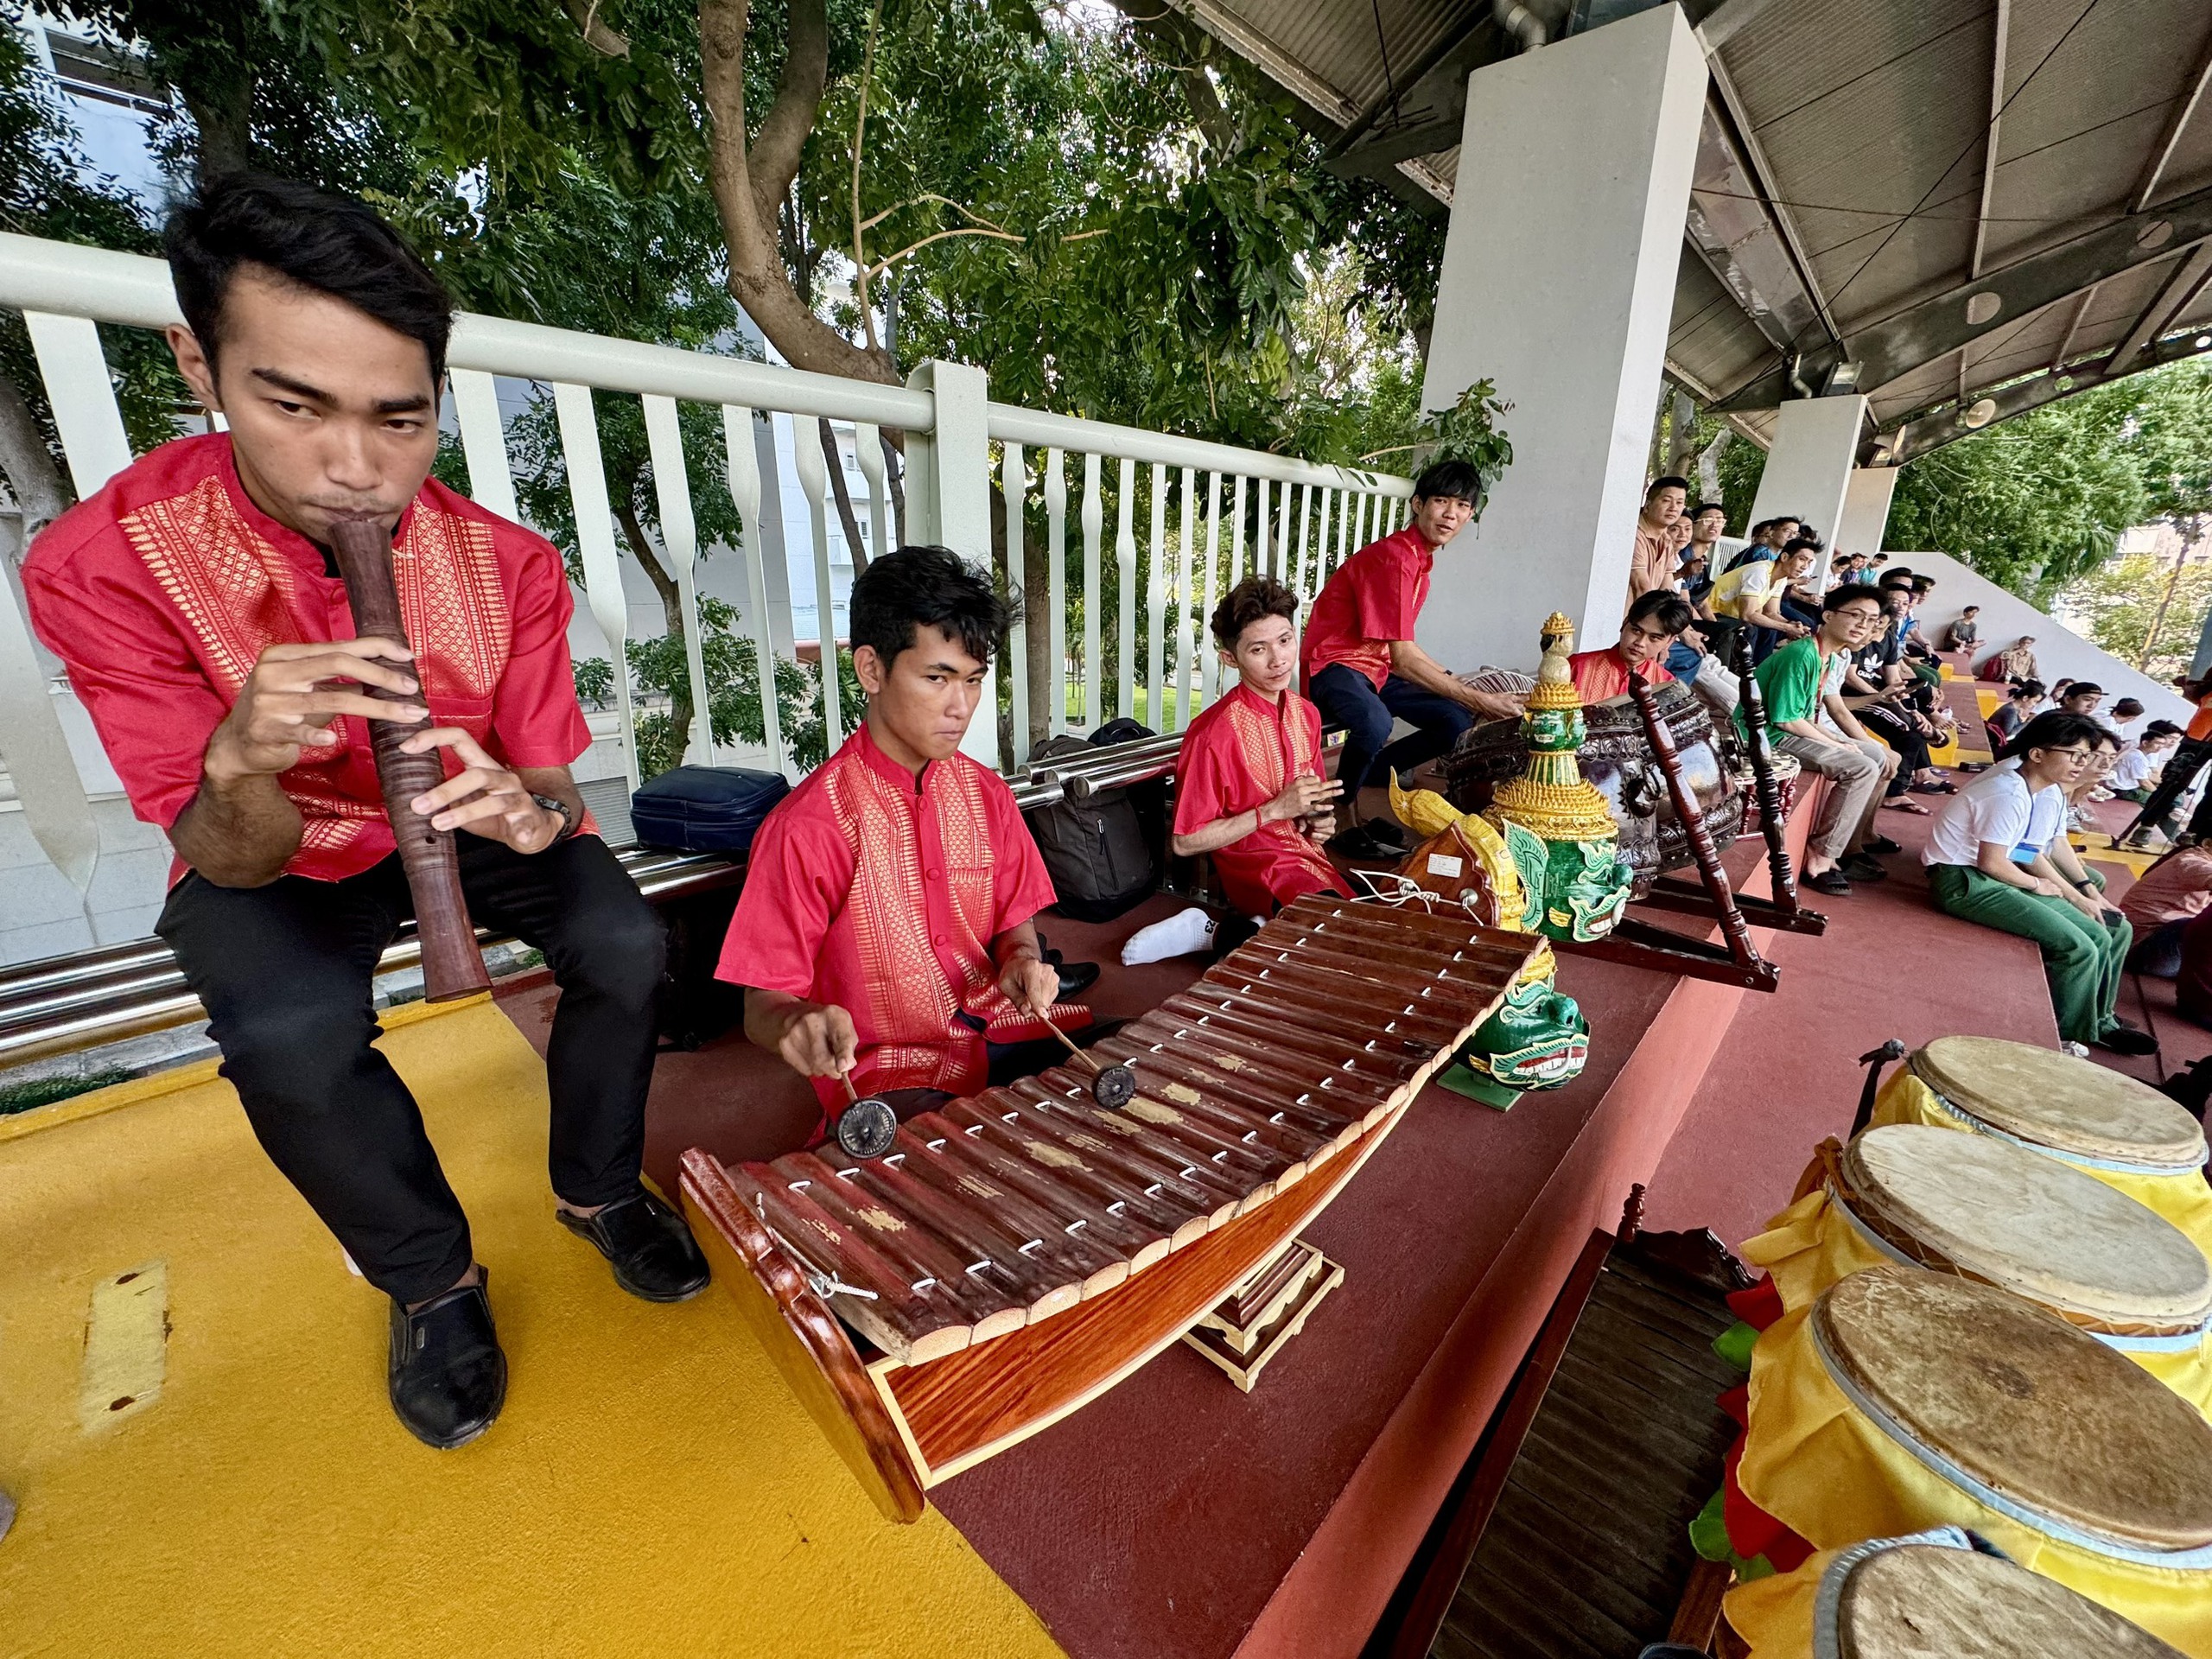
[1301,460,1522,861]
[719,547,1091,1134]
[1171,576,1351,918]
[23,176,705,1452]
[1567,590,1694,704]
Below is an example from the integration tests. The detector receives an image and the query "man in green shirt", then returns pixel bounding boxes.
[1743,584,1897,895]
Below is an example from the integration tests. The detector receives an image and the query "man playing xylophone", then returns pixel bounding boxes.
[721,547,1099,1134]
[22,175,707,1452]
[1170,575,1351,929]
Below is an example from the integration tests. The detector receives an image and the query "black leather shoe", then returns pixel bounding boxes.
[388,1273,505,1450]
[1056,959,1101,999]
[1805,868,1853,895]
[558,1187,709,1302]
[1861,835,1903,856]
[2094,1026,2160,1058]
[1840,854,1890,882]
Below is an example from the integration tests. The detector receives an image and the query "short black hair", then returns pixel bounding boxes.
[2113,697,2144,717]
[1646,474,1690,499]
[1747,518,1771,540]
[848,545,1010,671]
[165,172,454,384]
[1691,502,1726,520]
[1211,575,1299,652]
[1822,582,1885,613]
[2145,719,2183,739]
[2008,679,2044,700]
[1412,460,1482,505]
[2006,709,2106,760]
[1781,536,1822,557]
[1962,604,1980,613]
[1624,590,1694,636]
[2063,682,2102,701]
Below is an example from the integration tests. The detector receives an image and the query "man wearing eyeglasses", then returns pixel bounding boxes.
[1922,710,2155,1057]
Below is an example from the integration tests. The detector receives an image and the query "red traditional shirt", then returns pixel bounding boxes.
[1173,681,1351,918]
[715,721,1065,1116]
[25,434,591,885]
[1300,524,1436,690]
[1567,646,1673,705]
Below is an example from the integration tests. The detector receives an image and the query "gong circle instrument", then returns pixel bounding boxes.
[1438,674,1743,894]
[1744,1124,2212,1415]
[1738,1266,2212,1653]
[1721,1528,2187,1658]
[833,1072,899,1161]
[1871,1036,2212,1259]
[677,893,1541,1523]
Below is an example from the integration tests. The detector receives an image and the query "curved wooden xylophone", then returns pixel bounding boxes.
[680,893,1540,1522]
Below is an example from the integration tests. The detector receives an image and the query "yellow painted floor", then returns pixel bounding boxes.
[0,999,1064,1659]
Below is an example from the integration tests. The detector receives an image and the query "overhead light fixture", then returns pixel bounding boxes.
[1825,359,1863,393]
[2197,335,2211,350]
[1962,398,1998,429]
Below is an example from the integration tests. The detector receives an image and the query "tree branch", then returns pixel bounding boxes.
[850,0,881,355]
[865,225,1026,279]
[749,0,830,221]
[0,367,71,537]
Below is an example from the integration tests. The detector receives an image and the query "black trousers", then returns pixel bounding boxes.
[1855,702,1930,795]
[2120,739,2212,842]
[157,835,665,1304]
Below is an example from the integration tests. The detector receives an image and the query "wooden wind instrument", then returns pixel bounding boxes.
[327,517,490,1002]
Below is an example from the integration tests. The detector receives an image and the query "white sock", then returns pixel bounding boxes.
[1122,906,1217,965]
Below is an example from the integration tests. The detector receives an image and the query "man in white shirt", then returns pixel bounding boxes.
[1922,710,2152,1055]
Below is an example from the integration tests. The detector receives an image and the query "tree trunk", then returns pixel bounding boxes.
[614,499,693,762]
[820,417,870,573]
[0,368,72,537]
[2140,525,2190,670]
[1696,427,1733,507]
[1667,390,1697,479]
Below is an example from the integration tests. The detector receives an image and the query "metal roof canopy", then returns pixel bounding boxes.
[1156,0,2212,461]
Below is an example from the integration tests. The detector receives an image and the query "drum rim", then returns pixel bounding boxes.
[1907,1039,2209,1173]
[1808,1280,2212,1562]
[1834,1128,2212,1337]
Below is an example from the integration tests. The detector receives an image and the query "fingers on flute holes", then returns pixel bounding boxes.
[835,1096,899,1160]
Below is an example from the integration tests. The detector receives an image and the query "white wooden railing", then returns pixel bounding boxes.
[0,230,1411,957]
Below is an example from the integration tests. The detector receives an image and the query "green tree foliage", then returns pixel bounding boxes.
[1889,362,2212,603]
[2058,552,2212,681]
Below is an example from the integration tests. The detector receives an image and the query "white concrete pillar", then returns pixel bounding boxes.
[1418,3,1707,669]
[1745,395,1868,555]
[1835,466,1899,563]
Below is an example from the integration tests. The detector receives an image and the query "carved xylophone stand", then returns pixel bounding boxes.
[1554,672,1781,992]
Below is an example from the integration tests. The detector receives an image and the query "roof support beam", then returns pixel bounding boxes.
[2110,240,2212,371]
[1701,50,1840,348]
[1970,0,2011,278]
[2135,31,2212,212]
[1715,178,2212,410]
[2049,284,2095,370]
[1879,330,2212,464]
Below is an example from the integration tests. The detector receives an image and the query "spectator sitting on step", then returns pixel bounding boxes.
[1988,679,2045,744]
[2065,728,2122,830]
[1979,635,2039,683]
[1922,710,2155,1057]
[2121,839,2212,978]
[2103,696,2145,740]
[1942,606,1981,652]
[2057,681,2102,720]
[2112,721,2183,801]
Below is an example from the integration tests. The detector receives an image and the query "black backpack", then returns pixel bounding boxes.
[1023,730,1160,923]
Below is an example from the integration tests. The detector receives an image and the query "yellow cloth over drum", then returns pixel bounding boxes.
[1739,1288,2212,1656]
[1740,1185,2212,1421]
[1872,1069,2212,1267]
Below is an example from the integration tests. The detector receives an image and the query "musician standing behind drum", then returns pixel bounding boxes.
[1169,576,1351,921]
[719,547,1080,1133]
[22,175,706,1452]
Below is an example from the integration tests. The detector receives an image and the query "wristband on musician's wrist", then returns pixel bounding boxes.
[530,791,576,842]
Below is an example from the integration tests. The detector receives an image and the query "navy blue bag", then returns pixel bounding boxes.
[629,766,791,854]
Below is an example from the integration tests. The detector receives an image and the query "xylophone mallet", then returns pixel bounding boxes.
[1034,1009,1138,1109]
[833,1069,899,1160]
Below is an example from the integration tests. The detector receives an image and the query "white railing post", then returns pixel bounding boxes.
[1276,480,1294,587]
[1146,462,1166,730]
[642,394,715,766]
[1001,442,1031,766]
[1176,467,1197,730]
[1082,450,1103,731]
[22,312,133,497]
[448,368,520,523]
[721,404,785,776]
[903,359,997,767]
[1229,474,1249,596]
[854,421,892,560]
[1294,482,1313,596]
[1115,455,1135,725]
[1044,449,1068,738]
[1254,477,1271,582]
[789,410,842,757]
[552,382,639,789]
[1199,473,1224,707]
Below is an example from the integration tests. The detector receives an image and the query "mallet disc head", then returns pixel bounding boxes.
[1090,1063,1137,1110]
[835,1096,898,1160]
